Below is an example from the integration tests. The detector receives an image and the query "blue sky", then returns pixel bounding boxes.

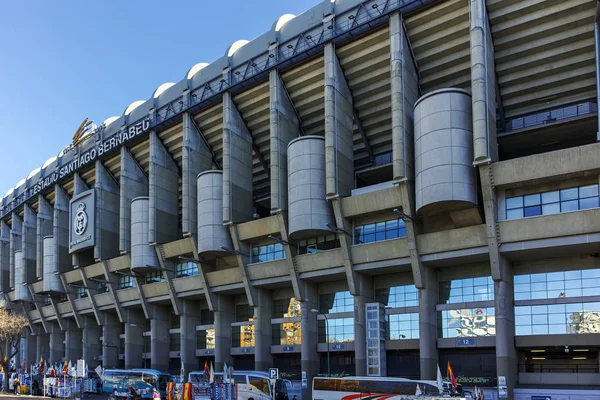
[0,0,319,196]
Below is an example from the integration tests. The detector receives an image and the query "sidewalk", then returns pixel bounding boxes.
[0,393,106,400]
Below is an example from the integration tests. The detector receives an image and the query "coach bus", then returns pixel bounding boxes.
[102,369,171,397]
[312,376,471,399]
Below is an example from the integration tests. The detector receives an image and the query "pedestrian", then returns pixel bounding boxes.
[13,376,20,395]
[152,387,161,399]
[174,387,181,400]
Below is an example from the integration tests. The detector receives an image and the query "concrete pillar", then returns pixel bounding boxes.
[324,43,354,198]
[119,147,149,254]
[354,276,373,376]
[389,12,419,181]
[23,331,36,366]
[300,283,318,400]
[82,316,102,369]
[269,69,301,213]
[0,221,10,293]
[48,322,65,365]
[495,261,517,400]
[214,295,235,371]
[149,131,179,244]
[469,0,498,162]
[102,312,121,368]
[124,308,145,369]
[419,267,438,380]
[22,205,37,284]
[254,289,273,372]
[36,332,50,363]
[9,213,23,290]
[181,300,201,374]
[222,92,254,224]
[36,196,53,280]
[53,185,71,274]
[182,113,213,237]
[150,306,170,372]
[94,161,121,261]
[64,319,82,362]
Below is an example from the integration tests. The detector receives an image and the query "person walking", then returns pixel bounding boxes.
[13,376,20,395]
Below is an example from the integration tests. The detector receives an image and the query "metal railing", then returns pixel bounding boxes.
[519,364,599,374]
[501,101,598,133]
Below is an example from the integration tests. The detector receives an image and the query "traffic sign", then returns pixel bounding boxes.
[269,368,279,380]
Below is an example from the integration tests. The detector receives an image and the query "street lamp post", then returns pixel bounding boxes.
[311,309,330,377]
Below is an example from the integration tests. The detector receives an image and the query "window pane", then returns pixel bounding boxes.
[524,206,541,217]
[524,194,541,206]
[506,197,523,209]
[560,188,578,201]
[561,200,578,212]
[579,196,599,210]
[579,185,599,198]
[542,191,559,204]
[542,202,560,215]
[506,208,523,220]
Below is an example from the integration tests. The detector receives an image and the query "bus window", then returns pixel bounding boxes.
[249,376,270,396]
[232,375,246,384]
[338,379,359,393]
[158,375,169,391]
[313,379,336,391]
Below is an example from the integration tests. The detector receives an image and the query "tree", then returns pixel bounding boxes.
[0,301,28,391]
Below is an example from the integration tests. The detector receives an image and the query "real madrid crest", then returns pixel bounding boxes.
[74,202,88,236]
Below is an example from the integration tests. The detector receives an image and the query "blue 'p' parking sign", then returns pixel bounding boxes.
[269,368,279,379]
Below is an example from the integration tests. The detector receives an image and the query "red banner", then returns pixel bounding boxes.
[167,382,175,400]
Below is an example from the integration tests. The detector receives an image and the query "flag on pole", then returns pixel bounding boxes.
[62,360,68,376]
[209,362,215,384]
[415,384,422,396]
[436,364,444,394]
[180,359,185,382]
[68,360,72,376]
[203,360,210,380]
[21,360,26,372]
[447,360,457,389]
[39,357,44,374]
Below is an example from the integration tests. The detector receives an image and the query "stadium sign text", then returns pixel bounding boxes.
[1,118,151,219]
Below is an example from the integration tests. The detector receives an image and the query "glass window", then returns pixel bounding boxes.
[75,286,87,299]
[506,184,599,220]
[514,268,600,300]
[251,243,285,263]
[297,235,340,255]
[438,307,496,338]
[235,304,254,322]
[439,277,494,304]
[169,333,180,351]
[145,271,165,284]
[354,218,406,245]
[196,329,215,349]
[272,298,302,319]
[175,262,198,278]
[515,302,600,335]
[232,323,255,347]
[387,313,419,340]
[272,321,302,345]
[318,317,354,343]
[319,291,354,314]
[375,285,418,308]
[119,275,136,289]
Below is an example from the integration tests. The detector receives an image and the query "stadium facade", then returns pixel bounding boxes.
[1,0,600,398]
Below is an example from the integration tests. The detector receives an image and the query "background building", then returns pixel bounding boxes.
[1,0,600,399]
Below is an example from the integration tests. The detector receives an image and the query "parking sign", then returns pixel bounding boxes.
[269,368,279,379]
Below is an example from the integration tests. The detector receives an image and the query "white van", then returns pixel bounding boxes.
[188,370,289,400]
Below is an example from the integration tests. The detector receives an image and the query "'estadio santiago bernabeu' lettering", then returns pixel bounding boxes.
[31,119,150,196]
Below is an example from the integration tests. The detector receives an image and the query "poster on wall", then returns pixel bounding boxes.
[69,189,95,253]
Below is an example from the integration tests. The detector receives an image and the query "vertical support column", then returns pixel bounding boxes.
[353,276,373,377]
[269,69,301,213]
[419,267,438,380]
[149,131,179,244]
[214,294,234,371]
[119,148,149,254]
[82,316,102,368]
[124,308,145,369]
[54,185,71,274]
[48,322,65,365]
[64,319,82,362]
[10,213,23,290]
[182,113,213,237]
[222,92,254,224]
[23,330,36,367]
[300,283,318,400]
[102,312,121,368]
[150,306,170,372]
[324,43,354,198]
[36,196,53,280]
[470,0,498,162]
[95,161,120,261]
[36,331,50,364]
[0,221,10,293]
[181,300,201,374]
[72,173,90,267]
[22,205,37,284]
[254,289,273,372]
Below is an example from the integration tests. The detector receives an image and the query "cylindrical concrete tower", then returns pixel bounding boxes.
[42,236,62,293]
[131,197,159,271]
[414,88,476,216]
[14,250,31,301]
[287,136,335,240]
[197,170,233,258]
